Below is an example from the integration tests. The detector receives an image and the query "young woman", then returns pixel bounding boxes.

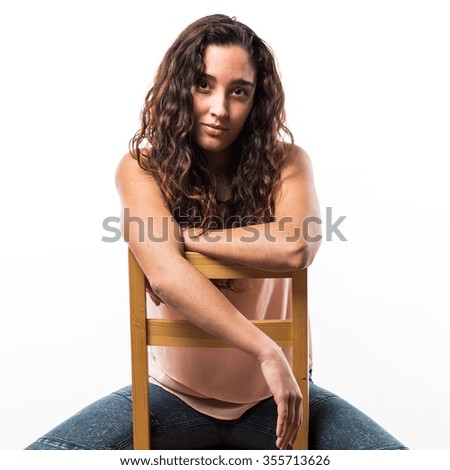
[26,14,407,450]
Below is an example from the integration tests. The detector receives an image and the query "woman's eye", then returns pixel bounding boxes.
[233,88,247,97]
[198,81,209,90]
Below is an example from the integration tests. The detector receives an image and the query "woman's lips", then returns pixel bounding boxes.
[202,123,227,136]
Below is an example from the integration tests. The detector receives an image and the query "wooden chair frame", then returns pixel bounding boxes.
[128,247,309,449]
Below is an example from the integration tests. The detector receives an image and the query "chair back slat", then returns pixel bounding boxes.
[147,319,293,347]
[185,252,292,279]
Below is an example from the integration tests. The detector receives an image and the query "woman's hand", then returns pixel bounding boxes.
[259,347,303,450]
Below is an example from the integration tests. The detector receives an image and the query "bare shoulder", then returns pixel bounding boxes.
[115,151,164,206]
[281,143,314,177]
[115,152,147,185]
[115,151,154,189]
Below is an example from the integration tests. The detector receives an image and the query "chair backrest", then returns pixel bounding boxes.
[128,247,309,450]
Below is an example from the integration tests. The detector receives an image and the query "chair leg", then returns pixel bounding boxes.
[129,249,151,449]
[292,269,309,450]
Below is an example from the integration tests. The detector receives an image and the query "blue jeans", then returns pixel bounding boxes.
[25,378,407,450]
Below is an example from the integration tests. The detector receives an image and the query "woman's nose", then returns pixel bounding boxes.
[209,92,228,118]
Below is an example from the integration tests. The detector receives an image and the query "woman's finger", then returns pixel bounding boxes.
[285,393,298,449]
[276,399,288,449]
[289,395,303,447]
[286,393,301,448]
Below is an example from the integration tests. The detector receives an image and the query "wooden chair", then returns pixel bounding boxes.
[128,247,309,450]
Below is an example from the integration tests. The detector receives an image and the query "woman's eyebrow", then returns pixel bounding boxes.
[231,78,255,87]
[202,73,255,87]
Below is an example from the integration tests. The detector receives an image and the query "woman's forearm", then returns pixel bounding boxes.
[183,220,307,272]
[149,255,278,360]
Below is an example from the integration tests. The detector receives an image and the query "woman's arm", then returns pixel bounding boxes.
[115,153,301,449]
[183,145,322,272]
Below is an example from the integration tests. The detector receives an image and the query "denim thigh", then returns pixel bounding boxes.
[25,381,407,450]
[25,384,223,450]
[25,386,134,449]
[24,383,279,450]
[214,383,408,450]
[308,381,408,450]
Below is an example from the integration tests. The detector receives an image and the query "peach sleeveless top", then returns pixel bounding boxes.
[147,277,313,419]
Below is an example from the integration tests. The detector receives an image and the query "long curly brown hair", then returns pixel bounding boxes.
[130,14,294,289]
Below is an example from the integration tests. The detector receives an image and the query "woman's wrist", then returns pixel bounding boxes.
[255,337,283,364]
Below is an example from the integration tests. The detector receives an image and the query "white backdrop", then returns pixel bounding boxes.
[1,0,449,450]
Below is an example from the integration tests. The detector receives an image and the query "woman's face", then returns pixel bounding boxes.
[191,44,256,162]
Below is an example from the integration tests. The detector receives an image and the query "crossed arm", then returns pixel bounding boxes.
[115,145,320,449]
[182,145,322,271]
